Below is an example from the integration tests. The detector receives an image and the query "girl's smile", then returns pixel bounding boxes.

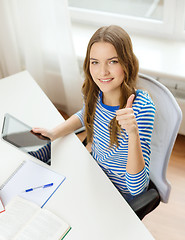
[98,77,114,83]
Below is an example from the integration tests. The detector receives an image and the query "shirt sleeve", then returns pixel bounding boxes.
[74,104,85,127]
[28,143,51,165]
[125,100,156,196]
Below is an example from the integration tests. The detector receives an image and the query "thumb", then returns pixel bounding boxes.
[125,94,135,108]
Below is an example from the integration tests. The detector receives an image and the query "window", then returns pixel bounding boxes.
[68,0,185,39]
[69,0,164,20]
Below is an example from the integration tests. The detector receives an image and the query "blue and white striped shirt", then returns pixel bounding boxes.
[75,89,155,197]
[28,143,51,165]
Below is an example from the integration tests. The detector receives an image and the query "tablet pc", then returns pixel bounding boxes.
[1,113,51,165]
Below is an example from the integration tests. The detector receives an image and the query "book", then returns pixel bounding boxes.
[0,160,66,208]
[0,197,5,213]
[0,196,71,240]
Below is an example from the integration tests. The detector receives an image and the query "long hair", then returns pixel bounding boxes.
[82,25,139,146]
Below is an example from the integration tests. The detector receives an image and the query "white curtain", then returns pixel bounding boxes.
[0,0,83,115]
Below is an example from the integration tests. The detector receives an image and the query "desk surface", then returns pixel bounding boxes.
[0,71,154,239]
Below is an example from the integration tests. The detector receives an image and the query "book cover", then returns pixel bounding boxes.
[0,198,5,213]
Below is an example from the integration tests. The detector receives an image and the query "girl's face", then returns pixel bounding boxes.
[89,42,124,103]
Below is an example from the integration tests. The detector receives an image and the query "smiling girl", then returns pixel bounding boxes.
[33,25,156,202]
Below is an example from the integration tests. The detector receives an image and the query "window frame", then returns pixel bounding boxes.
[68,0,185,40]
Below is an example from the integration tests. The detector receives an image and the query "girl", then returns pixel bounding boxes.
[33,25,156,202]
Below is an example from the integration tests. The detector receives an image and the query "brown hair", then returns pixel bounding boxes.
[82,25,139,146]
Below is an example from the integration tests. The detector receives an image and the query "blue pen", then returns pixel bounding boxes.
[24,183,54,192]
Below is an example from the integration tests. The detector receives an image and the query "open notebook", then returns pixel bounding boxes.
[0,160,66,207]
[0,196,71,240]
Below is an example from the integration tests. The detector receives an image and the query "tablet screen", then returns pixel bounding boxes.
[1,113,51,165]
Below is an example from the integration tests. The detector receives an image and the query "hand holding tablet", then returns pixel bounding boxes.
[1,113,51,165]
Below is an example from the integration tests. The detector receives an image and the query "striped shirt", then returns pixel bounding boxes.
[75,89,155,197]
[28,143,51,165]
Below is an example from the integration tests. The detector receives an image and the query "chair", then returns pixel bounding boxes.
[128,73,182,219]
[79,73,182,220]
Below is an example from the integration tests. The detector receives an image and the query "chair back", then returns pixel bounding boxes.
[137,73,182,203]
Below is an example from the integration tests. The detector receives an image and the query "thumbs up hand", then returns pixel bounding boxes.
[116,94,138,135]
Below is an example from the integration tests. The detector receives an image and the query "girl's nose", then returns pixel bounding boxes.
[100,63,109,76]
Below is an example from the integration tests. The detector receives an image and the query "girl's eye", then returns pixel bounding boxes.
[110,60,118,64]
[91,61,99,65]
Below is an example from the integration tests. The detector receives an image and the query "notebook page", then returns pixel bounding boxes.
[0,196,38,240]
[0,143,24,189]
[0,160,66,207]
[14,209,70,240]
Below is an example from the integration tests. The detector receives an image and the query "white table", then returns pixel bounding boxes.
[0,71,154,239]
